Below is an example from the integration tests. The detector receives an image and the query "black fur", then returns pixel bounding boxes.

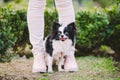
[45,22,61,56]
[64,22,76,45]
[45,35,53,56]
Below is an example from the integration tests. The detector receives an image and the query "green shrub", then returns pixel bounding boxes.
[0,8,28,62]
[76,11,109,50]
[3,0,12,2]
[0,8,58,62]
[3,0,22,3]
[0,8,16,62]
[0,6,120,62]
[104,5,120,58]
[15,0,22,3]
[11,9,28,50]
[44,9,58,37]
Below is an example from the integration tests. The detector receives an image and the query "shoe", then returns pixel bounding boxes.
[32,53,46,73]
[64,53,78,72]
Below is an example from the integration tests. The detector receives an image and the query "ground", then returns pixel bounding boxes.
[0,56,120,80]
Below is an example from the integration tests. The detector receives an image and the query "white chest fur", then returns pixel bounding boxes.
[52,39,73,56]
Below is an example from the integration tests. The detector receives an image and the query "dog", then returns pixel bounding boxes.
[44,22,77,72]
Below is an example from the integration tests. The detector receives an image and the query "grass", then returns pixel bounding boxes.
[0,55,120,80]
[75,56,117,80]
[38,56,119,80]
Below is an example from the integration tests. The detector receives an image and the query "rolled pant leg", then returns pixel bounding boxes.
[27,0,46,72]
[55,0,78,71]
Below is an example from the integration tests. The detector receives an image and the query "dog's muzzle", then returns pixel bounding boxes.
[59,38,67,41]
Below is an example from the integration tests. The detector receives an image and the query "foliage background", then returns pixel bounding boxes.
[0,0,120,62]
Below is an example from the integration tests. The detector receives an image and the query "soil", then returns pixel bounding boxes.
[0,57,120,80]
[0,58,76,80]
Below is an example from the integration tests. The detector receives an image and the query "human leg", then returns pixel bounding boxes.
[55,0,75,25]
[27,0,46,73]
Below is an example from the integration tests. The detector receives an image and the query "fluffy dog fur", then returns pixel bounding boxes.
[44,22,77,72]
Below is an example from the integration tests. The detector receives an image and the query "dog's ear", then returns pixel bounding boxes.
[52,22,61,29]
[68,22,76,31]
[52,22,61,34]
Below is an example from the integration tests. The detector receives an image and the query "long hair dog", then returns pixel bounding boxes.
[44,22,77,72]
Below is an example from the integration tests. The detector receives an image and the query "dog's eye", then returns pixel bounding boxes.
[58,31,62,34]
[65,32,69,36]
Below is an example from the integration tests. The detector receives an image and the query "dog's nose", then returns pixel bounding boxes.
[61,35,64,38]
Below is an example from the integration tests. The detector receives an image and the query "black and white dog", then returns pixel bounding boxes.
[44,22,77,72]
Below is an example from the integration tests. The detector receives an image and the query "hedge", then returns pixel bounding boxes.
[104,5,120,59]
[76,11,109,48]
[0,5,120,62]
[0,8,28,62]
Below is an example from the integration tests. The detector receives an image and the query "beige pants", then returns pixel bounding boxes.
[27,0,77,72]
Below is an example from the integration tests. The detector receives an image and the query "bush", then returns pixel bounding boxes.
[14,0,23,3]
[75,6,120,56]
[76,11,109,50]
[0,8,58,62]
[104,5,120,59]
[3,0,12,2]
[0,8,16,62]
[3,0,22,3]
[0,8,28,62]
[0,6,120,62]
[44,9,58,37]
